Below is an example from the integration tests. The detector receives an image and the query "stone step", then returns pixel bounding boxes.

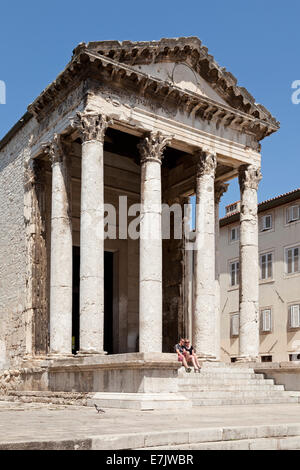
[132,422,300,451]
[191,396,300,406]
[178,374,274,386]
[178,384,284,391]
[178,367,255,376]
[201,372,265,378]
[198,367,255,374]
[181,390,293,399]
[142,436,300,450]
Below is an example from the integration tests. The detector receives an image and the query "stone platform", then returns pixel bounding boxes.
[1,401,300,450]
[1,356,300,410]
[0,353,191,410]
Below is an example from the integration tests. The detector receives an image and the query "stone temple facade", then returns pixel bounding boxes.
[0,37,281,408]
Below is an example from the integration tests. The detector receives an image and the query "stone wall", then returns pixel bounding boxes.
[0,118,36,369]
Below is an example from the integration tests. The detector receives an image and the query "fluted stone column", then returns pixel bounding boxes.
[138,131,171,353]
[45,135,72,355]
[238,164,262,361]
[193,150,217,359]
[214,182,229,360]
[74,112,111,354]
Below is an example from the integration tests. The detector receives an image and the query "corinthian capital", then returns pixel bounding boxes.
[195,149,217,178]
[138,131,172,164]
[73,112,112,143]
[215,181,229,204]
[42,134,64,165]
[239,164,262,191]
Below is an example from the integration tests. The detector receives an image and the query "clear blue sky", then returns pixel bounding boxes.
[0,0,299,215]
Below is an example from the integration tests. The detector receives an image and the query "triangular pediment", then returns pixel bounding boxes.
[81,37,278,128]
[131,62,228,105]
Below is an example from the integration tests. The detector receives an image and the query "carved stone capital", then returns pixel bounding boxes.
[138,131,172,165]
[42,134,64,166]
[239,164,262,191]
[72,112,112,143]
[215,181,229,204]
[195,149,217,178]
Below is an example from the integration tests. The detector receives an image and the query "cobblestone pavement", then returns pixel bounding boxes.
[1,400,300,446]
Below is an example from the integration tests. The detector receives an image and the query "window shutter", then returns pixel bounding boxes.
[287,249,293,274]
[265,215,272,229]
[292,205,299,221]
[287,206,300,223]
[290,305,300,328]
[262,309,272,332]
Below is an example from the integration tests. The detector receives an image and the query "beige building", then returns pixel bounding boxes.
[219,189,300,363]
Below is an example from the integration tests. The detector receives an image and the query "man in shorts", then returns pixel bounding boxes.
[174,337,191,373]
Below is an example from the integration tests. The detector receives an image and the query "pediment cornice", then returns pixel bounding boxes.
[27,43,279,142]
[80,37,279,129]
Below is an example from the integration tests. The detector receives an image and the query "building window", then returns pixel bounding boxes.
[230,261,239,287]
[231,357,237,363]
[289,304,300,329]
[261,214,272,231]
[289,354,300,361]
[230,226,240,242]
[230,314,239,337]
[286,246,299,274]
[286,205,300,224]
[260,252,273,280]
[260,309,272,333]
[261,355,272,362]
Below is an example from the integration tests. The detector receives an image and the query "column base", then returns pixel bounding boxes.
[47,353,74,359]
[197,354,218,362]
[76,350,107,357]
[235,356,259,363]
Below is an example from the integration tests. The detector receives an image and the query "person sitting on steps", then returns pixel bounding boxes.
[183,338,201,373]
[174,337,191,373]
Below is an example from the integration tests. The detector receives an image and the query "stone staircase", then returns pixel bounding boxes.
[178,362,300,406]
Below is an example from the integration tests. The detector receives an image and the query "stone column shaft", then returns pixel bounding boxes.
[75,112,111,354]
[193,150,217,359]
[238,165,262,361]
[214,182,229,361]
[45,135,72,355]
[138,131,171,353]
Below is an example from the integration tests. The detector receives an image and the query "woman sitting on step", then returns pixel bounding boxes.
[174,338,191,373]
[183,339,201,373]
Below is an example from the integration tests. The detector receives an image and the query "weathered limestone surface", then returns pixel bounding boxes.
[238,165,262,361]
[75,112,111,354]
[193,150,217,358]
[44,135,72,355]
[24,158,48,356]
[138,132,171,353]
[0,118,37,369]
[214,182,228,360]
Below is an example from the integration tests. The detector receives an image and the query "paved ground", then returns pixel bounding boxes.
[1,400,300,449]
